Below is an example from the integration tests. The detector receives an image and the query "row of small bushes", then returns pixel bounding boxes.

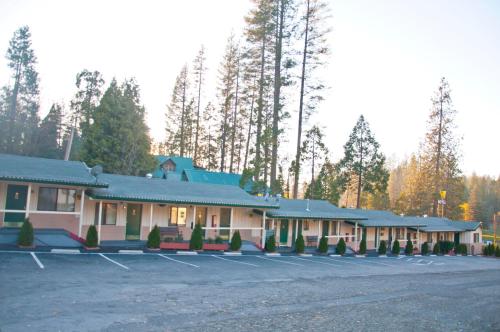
[483,243,500,257]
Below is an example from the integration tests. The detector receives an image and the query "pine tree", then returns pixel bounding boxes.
[301,125,328,187]
[293,0,331,198]
[0,26,40,155]
[200,103,219,170]
[81,79,155,175]
[36,103,64,159]
[165,65,190,156]
[304,160,341,203]
[337,115,389,209]
[192,46,206,165]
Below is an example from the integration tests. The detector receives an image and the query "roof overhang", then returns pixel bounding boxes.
[1,176,108,188]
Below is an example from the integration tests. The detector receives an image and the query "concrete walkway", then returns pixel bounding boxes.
[0,228,82,248]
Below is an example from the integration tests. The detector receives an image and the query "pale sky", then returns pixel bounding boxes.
[0,0,499,177]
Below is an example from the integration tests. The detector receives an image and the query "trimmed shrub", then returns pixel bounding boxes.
[496,246,500,258]
[189,224,203,250]
[265,236,276,252]
[86,225,98,248]
[421,242,429,256]
[405,240,413,255]
[483,243,495,256]
[454,243,467,256]
[378,240,387,255]
[392,240,400,255]
[230,230,242,251]
[147,225,161,249]
[433,242,440,255]
[318,236,328,254]
[359,239,367,255]
[17,218,34,247]
[336,238,346,255]
[439,241,454,254]
[215,236,223,244]
[295,234,305,254]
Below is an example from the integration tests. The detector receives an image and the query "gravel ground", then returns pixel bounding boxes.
[1,252,499,332]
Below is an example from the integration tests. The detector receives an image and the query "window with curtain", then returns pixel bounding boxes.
[169,206,187,226]
[94,203,117,225]
[38,187,76,212]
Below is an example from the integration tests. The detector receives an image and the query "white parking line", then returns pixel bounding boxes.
[30,252,44,269]
[99,253,129,270]
[257,256,304,266]
[211,255,259,267]
[292,256,342,267]
[327,258,366,266]
[158,254,200,268]
[347,258,395,267]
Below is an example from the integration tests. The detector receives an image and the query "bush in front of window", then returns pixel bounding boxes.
[391,240,400,255]
[265,236,276,252]
[230,230,242,251]
[378,240,387,255]
[215,236,223,244]
[433,242,440,255]
[147,225,161,249]
[405,239,413,255]
[336,238,346,255]
[18,218,34,247]
[421,242,429,256]
[318,236,328,254]
[295,234,305,254]
[86,225,98,248]
[359,239,367,255]
[189,224,203,250]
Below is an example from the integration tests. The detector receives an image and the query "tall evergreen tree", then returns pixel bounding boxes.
[0,26,40,155]
[81,79,155,175]
[35,103,64,159]
[337,115,389,209]
[192,46,206,164]
[301,125,328,185]
[165,65,190,156]
[293,0,331,198]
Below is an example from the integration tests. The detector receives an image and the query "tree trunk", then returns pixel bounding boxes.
[356,133,364,209]
[254,36,266,181]
[229,58,240,173]
[180,79,187,157]
[194,56,203,164]
[243,81,256,170]
[432,87,444,216]
[293,0,310,199]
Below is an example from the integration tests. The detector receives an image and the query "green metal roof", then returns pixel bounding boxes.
[88,173,278,209]
[152,155,194,178]
[346,209,428,227]
[263,198,366,220]
[0,153,107,188]
[404,217,481,232]
[182,169,253,192]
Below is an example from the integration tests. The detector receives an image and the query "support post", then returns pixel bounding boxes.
[354,222,358,252]
[417,227,420,251]
[295,219,299,240]
[229,207,233,241]
[149,203,153,232]
[98,201,103,245]
[25,184,32,219]
[261,211,266,248]
[78,190,85,237]
[317,220,321,247]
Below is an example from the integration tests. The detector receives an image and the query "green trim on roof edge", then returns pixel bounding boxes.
[0,176,107,188]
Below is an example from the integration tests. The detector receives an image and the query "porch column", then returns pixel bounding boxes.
[229,207,233,241]
[97,201,103,245]
[78,190,85,237]
[25,184,32,219]
[317,221,321,246]
[295,219,299,240]
[417,227,420,251]
[354,222,358,251]
[261,210,266,248]
[149,203,153,232]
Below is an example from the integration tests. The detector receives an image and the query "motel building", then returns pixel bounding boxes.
[0,153,483,254]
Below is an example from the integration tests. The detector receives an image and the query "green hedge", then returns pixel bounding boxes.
[454,243,467,256]
[265,236,276,253]
[433,242,440,255]
[359,239,366,255]
[147,225,161,249]
[405,240,413,255]
[295,234,305,254]
[392,240,400,255]
[336,238,346,255]
[318,236,328,254]
[439,241,454,254]
[421,242,429,256]
[230,230,242,251]
[496,246,500,257]
[86,225,98,248]
[190,224,203,250]
[17,218,34,247]
[378,240,387,255]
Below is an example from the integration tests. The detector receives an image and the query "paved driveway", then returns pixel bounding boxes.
[1,252,500,331]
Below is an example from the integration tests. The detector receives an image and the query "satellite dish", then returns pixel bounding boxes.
[91,165,103,176]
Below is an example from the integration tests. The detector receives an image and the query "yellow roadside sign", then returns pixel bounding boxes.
[440,191,447,200]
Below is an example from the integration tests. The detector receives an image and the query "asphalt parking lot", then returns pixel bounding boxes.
[1,251,500,331]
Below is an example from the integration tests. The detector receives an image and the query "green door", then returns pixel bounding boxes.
[126,204,142,240]
[322,220,329,237]
[279,219,289,244]
[4,185,28,224]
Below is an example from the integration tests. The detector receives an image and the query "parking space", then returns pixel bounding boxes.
[2,251,500,331]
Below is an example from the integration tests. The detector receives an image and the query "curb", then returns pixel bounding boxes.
[50,248,80,254]
[329,254,341,257]
[265,252,281,256]
[177,251,198,255]
[378,255,387,258]
[118,250,144,254]
[299,253,313,257]
[355,255,366,258]
[224,252,242,256]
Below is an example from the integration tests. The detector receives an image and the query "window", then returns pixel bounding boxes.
[169,207,187,226]
[345,233,350,243]
[380,228,385,237]
[162,160,176,172]
[38,187,76,212]
[473,233,479,243]
[303,220,309,231]
[331,221,338,235]
[94,203,117,225]
[195,207,207,226]
[427,232,432,243]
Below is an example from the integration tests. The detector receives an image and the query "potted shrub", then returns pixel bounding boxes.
[421,242,429,256]
[405,240,413,256]
[295,234,305,254]
[265,235,276,253]
[230,230,242,252]
[335,238,346,255]
[85,225,99,249]
[318,236,328,254]
[18,218,34,248]
[496,246,500,258]
[358,239,367,255]
[378,240,387,256]
[147,225,161,250]
[392,239,400,256]
[215,236,223,244]
[189,223,203,251]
